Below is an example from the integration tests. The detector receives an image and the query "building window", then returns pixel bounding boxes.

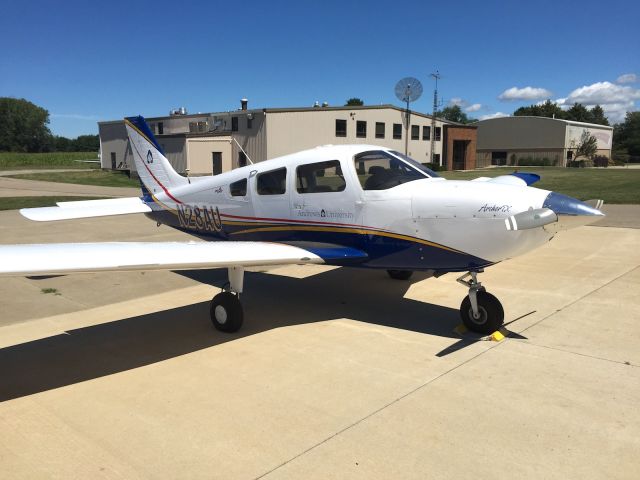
[247,116,253,129]
[296,160,346,193]
[393,123,402,139]
[411,125,419,140]
[433,153,441,164]
[375,122,385,139]
[158,122,164,135]
[335,119,347,137]
[422,126,431,140]
[434,126,441,141]
[231,117,238,132]
[567,151,573,160]
[230,178,247,197]
[257,168,287,195]
[356,121,367,138]
[189,121,208,133]
[238,152,247,167]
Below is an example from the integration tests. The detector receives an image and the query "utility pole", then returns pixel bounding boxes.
[430,71,441,165]
[404,95,410,156]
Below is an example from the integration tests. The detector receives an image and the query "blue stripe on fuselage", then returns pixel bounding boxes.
[144,209,493,272]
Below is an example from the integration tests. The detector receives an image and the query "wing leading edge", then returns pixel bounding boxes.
[0,241,325,277]
[20,197,151,221]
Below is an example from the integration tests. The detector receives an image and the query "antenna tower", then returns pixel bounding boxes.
[430,71,441,165]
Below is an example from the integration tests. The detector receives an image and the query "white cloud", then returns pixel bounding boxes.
[616,73,637,84]
[448,98,483,113]
[449,97,467,107]
[498,86,552,101]
[560,81,640,123]
[479,112,509,120]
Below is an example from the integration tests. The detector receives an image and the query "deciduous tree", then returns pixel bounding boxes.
[345,98,364,106]
[0,97,53,152]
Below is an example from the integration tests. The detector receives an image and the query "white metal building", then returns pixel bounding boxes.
[98,103,476,175]
[475,116,613,167]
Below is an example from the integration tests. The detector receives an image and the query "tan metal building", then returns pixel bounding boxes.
[475,116,613,167]
[98,103,477,175]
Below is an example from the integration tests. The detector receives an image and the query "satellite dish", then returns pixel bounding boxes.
[394,77,423,154]
[395,77,423,104]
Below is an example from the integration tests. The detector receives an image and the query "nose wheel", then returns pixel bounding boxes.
[457,271,504,334]
[210,266,245,333]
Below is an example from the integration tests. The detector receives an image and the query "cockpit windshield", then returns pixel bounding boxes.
[389,151,441,178]
[353,150,438,191]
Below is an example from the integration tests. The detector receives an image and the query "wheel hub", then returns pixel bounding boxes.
[468,306,488,325]
[214,305,228,324]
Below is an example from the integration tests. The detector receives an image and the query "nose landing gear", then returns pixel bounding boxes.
[457,271,504,334]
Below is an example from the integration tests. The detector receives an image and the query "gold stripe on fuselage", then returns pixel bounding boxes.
[229,225,460,253]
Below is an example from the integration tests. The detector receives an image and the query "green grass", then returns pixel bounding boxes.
[0,196,106,211]
[440,167,640,204]
[0,151,99,170]
[40,288,61,295]
[8,170,139,188]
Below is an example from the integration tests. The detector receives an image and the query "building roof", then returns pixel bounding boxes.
[99,104,457,125]
[476,115,613,130]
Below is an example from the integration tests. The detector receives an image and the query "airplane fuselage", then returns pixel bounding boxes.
[140,145,556,273]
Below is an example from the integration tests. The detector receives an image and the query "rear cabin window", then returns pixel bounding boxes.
[230,178,247,196]
[257,168,287,195]
[354,151,435,190]
[296,160,346,193]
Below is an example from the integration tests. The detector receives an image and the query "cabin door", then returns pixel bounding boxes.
[290,159,360,233]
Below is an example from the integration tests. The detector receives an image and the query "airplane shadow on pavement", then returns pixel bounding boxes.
[0,267,486,402]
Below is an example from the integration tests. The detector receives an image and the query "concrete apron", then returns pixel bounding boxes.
[0,222,638,479]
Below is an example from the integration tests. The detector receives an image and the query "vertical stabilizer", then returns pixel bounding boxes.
[124,116,187,198]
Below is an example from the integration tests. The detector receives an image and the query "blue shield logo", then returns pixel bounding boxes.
[146,150,153,164]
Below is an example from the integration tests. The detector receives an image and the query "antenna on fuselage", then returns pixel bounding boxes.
[394,77,423,156]
[231,138,253,165]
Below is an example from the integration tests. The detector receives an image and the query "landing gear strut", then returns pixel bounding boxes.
[457,271,504,334]
[210,266,244,333]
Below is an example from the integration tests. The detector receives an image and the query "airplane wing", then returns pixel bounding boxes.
[0,241,326,277]
[20,197,151,221]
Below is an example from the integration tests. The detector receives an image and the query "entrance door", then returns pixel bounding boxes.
[212,152,222,175]
[452,140,468,170]
[110,152,116,169]
[491,151,507,166]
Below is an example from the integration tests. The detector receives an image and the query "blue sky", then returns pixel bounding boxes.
[1,0,638,138]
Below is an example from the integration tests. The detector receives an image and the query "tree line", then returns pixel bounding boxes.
[0,97,99,153]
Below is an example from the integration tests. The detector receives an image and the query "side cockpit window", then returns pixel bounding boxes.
[257,168,287,195]
[296,160,346,193]
[230,178,247,197]
[354,151,428,190]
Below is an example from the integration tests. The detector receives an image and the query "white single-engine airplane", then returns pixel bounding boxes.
[0,116,605,334]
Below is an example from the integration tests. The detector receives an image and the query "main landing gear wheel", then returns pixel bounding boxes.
[460,291,504,334]
[210,292,244,333]
[210,266,245,333]
[387,270,414,280]
[456,271,504,334]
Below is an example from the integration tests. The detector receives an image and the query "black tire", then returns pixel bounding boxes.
[210,292,244,333]
[460,291,504,334]
[387,270,414,280]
